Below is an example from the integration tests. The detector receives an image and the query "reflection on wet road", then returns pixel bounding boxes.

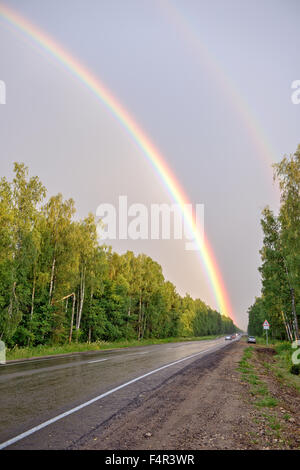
[0,337,233,449]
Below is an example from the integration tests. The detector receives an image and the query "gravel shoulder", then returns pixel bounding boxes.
[75,341,299,450]
[75,341,298,450]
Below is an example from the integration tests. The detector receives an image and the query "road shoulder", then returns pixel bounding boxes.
[75,341,299,450]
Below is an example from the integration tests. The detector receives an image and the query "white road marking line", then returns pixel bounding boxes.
[87,358,109,364]
[3,358,67,367]
[0,346,218,450]
[3,348,125,367]
[3,340,223,367]
[4,355,97,367]
[126,351,149,357]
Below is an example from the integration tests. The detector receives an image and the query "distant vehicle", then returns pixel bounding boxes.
[231,334,236,339]
[247,336,256,344]
[225,336,232,340]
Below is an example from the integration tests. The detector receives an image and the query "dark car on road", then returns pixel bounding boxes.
[247,336,256,344]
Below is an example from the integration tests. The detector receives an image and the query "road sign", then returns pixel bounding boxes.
[263,320,270,345]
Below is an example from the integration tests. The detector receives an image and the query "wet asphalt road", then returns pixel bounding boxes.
[0,337,234,449]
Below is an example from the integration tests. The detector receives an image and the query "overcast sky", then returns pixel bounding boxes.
[1,0,299,329]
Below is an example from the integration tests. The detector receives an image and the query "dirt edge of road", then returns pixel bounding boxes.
[73,341,299,450]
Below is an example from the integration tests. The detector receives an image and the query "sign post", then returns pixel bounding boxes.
[263,320,270,345]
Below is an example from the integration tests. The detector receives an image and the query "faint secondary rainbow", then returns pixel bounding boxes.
[160,0,280,191]
[0,3,234,321]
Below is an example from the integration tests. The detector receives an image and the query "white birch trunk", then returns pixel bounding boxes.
[49,257,56,304]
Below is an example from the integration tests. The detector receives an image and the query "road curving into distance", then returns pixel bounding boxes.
[0,336,238,449]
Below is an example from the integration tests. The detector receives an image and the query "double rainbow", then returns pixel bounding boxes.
[0,3,234,321]
[161,0,279,179]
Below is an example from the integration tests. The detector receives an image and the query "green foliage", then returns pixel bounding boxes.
[274,342,291,354]
[237,347,255,374]
[248,145,300,341]
[6,335,222,361]
[0,163,239,348]
[254,397,278,408]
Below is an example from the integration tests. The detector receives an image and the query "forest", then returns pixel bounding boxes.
[248,145,300,341]
[0,163,238,348]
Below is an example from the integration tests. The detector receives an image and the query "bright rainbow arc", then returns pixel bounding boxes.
[0,3,234,321]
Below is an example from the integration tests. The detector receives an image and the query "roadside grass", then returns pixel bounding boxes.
[6,334,222,361]
[242,373,262,386]
[238,340,300,448]
[273,343,300,393]
[253,336,271,345]
[250,385,269,397]
[266,415,281,431]
[237,346,255,375]
[254,396,278,408]
[243,338,300,393]
[238,348,278,408]
[283,413,291,422]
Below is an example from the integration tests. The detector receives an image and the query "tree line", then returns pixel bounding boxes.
[0,163,238,347]
[248,145,300,341]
